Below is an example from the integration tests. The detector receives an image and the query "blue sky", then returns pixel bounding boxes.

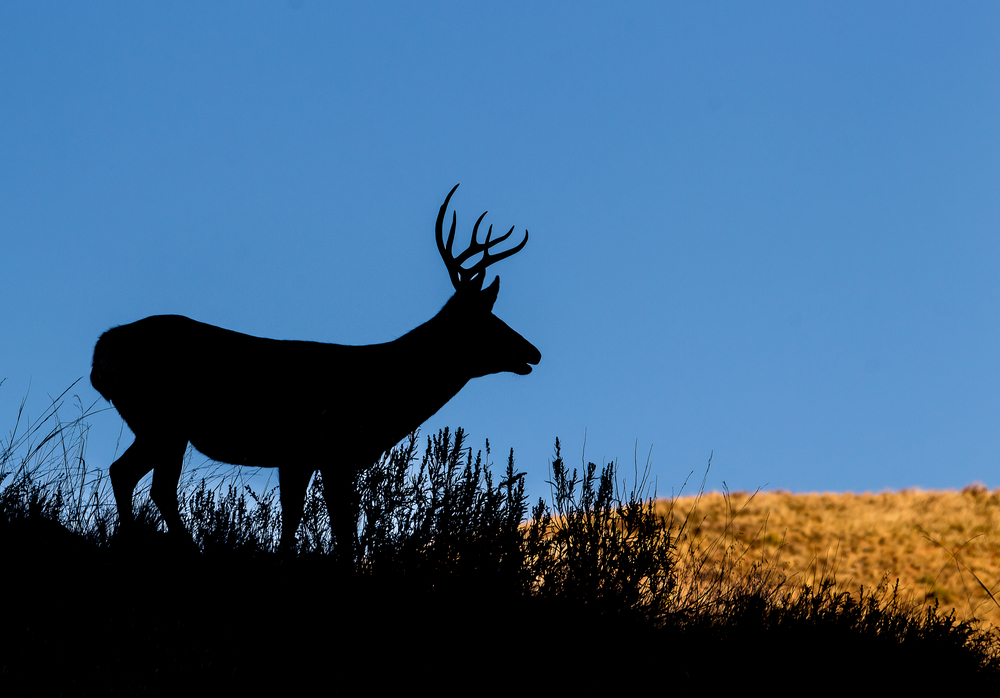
[2,2,998,503]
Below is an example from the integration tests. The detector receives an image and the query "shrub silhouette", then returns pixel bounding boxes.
[524,437,675,620]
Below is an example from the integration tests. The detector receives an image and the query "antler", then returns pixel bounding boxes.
[435,184,529,292]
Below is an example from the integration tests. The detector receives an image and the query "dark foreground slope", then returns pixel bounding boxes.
[3,430,999,693]
[3,526,997,695]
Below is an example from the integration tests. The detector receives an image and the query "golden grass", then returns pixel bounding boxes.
[657,484,1000,628]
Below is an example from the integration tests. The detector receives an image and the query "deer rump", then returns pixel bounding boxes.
[91,314,414,470]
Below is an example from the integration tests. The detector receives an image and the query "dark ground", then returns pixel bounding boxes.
[3,518,997,695]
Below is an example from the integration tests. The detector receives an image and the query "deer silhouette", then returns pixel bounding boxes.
[91,184,540,559]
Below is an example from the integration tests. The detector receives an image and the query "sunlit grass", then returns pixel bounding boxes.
[662,485,1000,628]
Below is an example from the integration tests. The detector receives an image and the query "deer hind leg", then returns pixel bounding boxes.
[278,467,314,551]
[320,466,360,565]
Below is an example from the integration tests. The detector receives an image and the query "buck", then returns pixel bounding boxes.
[91,184,540,558]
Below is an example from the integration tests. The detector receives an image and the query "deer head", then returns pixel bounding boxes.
[434,184,540,377]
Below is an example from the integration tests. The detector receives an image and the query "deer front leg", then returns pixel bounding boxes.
[109,441,154,529]
[110,435,187,537]
[279,466,314,551]
[148,437,191,541]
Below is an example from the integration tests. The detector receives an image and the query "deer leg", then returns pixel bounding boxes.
[148,437,190,540]
[320,466,360,565]
[278,467,313,551]
[109,441,155,528]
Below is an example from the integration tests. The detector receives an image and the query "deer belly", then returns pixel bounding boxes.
[187,427,282,467]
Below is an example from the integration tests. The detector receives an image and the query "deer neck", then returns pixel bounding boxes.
[389,303,474,399]
[342,300,474,449]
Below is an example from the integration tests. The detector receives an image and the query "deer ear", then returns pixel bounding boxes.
[482,276,500,310]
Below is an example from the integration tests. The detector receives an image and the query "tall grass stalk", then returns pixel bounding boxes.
[0,380,114,542]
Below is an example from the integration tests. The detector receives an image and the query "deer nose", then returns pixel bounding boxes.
[521,339,540,366]
[527,344,541,365]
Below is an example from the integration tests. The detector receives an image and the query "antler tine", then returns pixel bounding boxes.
[436,184,463,290]
[488,223,516,247]
[480,226,528,268]
[474,211,488,247]
[447,211,457,255]
[453,211,491,266]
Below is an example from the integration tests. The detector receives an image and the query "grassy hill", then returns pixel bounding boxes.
[3,395,999,691]
[661,486,1000,628]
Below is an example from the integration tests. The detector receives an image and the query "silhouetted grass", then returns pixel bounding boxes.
[0,381,115,548]
[524,437,675,620]
[2,387,999,692]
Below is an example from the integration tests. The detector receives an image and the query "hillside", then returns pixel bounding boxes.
[5,406,1000,690]
[659,485,1000,628]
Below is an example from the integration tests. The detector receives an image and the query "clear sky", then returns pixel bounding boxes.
[2,2,998,504]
